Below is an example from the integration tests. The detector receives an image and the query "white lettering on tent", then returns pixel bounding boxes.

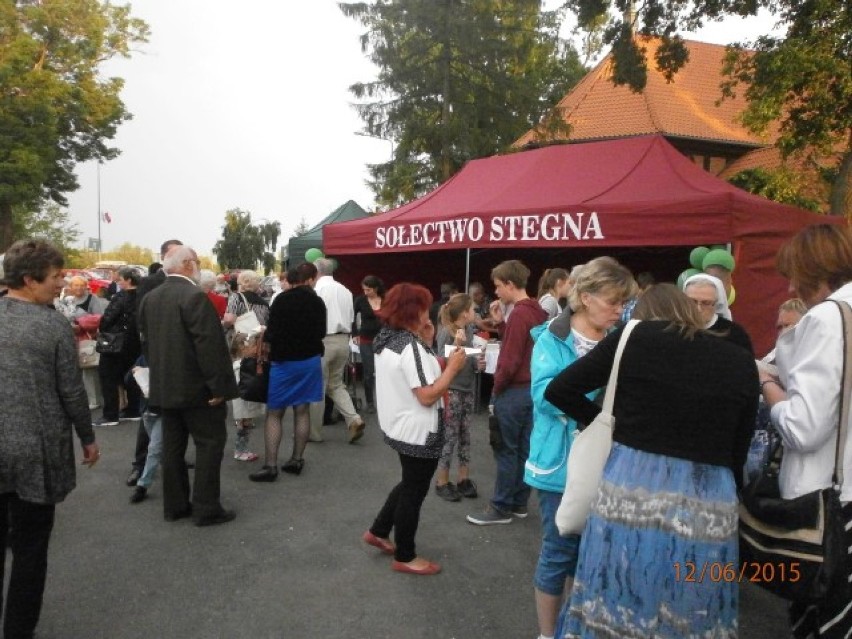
[468,217,484,241]
[522,216,539,240]
[541,214,560,241]
[373,212,604,248]
[583,212,603,240]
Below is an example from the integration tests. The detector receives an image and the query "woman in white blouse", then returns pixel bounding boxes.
[760,223,852,639]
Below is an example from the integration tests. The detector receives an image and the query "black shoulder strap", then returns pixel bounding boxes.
[829,300,852,488]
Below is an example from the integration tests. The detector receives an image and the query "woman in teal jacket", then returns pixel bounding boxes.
[525,257,635,639]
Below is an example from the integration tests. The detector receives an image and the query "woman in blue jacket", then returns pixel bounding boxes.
[525,257,635,639]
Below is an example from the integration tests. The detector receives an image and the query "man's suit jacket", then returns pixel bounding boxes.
[139,275,238,409]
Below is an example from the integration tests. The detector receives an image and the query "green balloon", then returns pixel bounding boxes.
[702,248,735,272]
[304,248,324,263]
[677,268,701,289]
[689,246,710,270]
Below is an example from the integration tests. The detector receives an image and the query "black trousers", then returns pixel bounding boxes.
[0,493,56,639]
[370,453,439,563]
[161,404,227,520]
[98,351,141,421]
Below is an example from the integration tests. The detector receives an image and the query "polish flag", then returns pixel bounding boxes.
[103,211,112,223]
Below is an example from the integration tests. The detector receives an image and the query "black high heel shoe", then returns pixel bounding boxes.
[249,465,278,482]
[281,458,304,475]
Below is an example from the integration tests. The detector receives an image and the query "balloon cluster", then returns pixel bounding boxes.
[677,245,737,305]
[304,248,339,272]
[305,247,324,263]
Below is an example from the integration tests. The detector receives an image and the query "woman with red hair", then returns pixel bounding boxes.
[362,283,467,575]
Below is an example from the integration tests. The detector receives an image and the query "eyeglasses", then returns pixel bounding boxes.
[690,299,717,309]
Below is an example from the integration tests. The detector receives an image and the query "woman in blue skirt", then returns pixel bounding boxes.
[249,263,326,482]
[545,284,759,638]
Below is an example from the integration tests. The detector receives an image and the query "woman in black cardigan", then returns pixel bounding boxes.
[249,263,326,482]
[546,283,758,639]
[352,275,386,413]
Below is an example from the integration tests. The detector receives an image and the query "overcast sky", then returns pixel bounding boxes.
[65,1,777,259]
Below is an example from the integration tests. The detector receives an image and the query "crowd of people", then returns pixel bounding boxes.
[0,223,851,638]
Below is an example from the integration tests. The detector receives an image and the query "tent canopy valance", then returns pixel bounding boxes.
[323,135,837,355]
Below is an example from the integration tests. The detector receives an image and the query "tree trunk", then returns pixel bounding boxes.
[829,147,852,221]
[0,201,14,253]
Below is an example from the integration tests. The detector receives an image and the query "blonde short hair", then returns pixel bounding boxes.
[568,256,636,312]
[237,270,261,292]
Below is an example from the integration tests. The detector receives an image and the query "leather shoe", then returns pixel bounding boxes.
[363,530,395,555]
[391,558,441,575]
[126,468,141,487]
[249,465,278,482]
[194,509,236,527]
[348,418,366,444]
[164,506,193,522]
[130,486,147,504]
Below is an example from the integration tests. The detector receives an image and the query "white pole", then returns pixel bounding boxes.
[464,248,470,291]
[96,162,102,259]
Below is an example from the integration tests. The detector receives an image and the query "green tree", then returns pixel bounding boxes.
[564,0,851,217]
[341,0,586,207]
[727,168,823,212]
[12,201,79,250]
[212,209,281,275]
[291,216,310,237]
[0,0,150,251]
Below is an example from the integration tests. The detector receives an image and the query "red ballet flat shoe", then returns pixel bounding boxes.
[391,558,442,575]
[362,530,395,555]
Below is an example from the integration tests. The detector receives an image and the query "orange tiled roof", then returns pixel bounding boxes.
[516,36,776,148]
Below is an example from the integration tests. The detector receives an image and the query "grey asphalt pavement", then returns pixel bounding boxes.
[34,406,792,638]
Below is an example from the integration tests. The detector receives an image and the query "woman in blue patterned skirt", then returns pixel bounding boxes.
[545,284,758,638]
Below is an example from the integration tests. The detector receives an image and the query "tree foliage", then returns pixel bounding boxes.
[0,0,150,251]
[12,201,79,250]
[341,0,586,207]
[564,0,852,217]
[212,209,281,274]
[727,168,823,212]
[291,216,310,237]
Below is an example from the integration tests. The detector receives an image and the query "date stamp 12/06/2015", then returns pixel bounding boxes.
[673,562,801,584]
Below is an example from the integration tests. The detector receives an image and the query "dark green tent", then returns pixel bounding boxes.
[285,200,369,267]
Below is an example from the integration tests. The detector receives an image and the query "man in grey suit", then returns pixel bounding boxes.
[139,246,239,526]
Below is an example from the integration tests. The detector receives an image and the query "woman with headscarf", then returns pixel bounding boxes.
[682,272,753,353]
[759,224,852,638]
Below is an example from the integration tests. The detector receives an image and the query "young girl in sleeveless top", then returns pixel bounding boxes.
[434,294,485,501]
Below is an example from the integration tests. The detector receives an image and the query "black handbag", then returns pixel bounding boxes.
[739,299,852,603]
[95,331,126,354]
[238,357,269,403]
[237,330,269,403]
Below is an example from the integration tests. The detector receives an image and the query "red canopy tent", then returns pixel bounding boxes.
[324,135,836,355]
